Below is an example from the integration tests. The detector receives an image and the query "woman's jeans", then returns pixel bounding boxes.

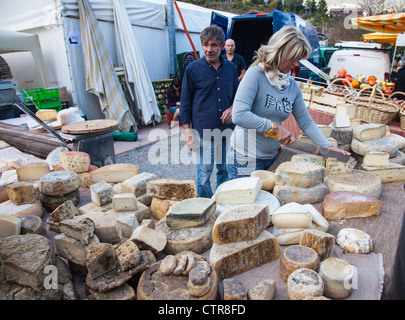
[196,137,228,198]
[227,150,277,180]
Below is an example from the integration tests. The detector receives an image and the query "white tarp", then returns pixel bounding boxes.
[113,0,161,126]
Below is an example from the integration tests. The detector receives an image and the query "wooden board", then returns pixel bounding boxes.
[137,260,218,300]
[61,119,119,134]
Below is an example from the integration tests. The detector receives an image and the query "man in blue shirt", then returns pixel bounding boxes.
[223,38,247,82]
[178,25,239,198]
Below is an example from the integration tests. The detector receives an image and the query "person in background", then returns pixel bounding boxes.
[391,62,405,100]
[166,77,182,128]
[177,25,239,198]
[223,38,247,82]
[227,25,350,179]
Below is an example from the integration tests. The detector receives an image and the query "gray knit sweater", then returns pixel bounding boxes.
[229,65,332,161]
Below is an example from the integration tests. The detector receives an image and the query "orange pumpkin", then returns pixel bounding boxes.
[368,80,376,86]
[368,75,377,82]
[336,68,347,78]
[351,80,360,88]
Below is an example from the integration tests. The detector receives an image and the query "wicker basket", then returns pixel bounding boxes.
[400,105,405,130]
[387,91,405,123]
[352,85,385,104]
[325,78,354,99]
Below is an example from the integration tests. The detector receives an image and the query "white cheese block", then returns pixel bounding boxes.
[319,257,354,299]
[107,201,149,224]
[147,178,197,201]
[0,216,21,238]
[209,230,281,279]
[332,115,351,128]
[302,204,329,232]
[90,163,139,183]
[287,268,324,300]
[275,161,325,188]
[16,162,50,181]
[155,216,214,255]
[324,169,382,199]
[112,193,138,212]
[166,198,216,229]
[325,157,352,175]
[351,137,398,157]
[90,181,114,206]
[336,104,356,120]
[212,204,270,244]
[247,279,277,300]
[336,228,373,254]
[151,196,178,220]
[213,177,262,205]
[6,181,37,205]
[299,229,335,261]
[38,170,81,196]
[83,211,122,244]
[363,151,390,168]
[272,183,328,205]
[0,160,9,173]
[130,225,167,254]
[322,191,382,220]
[250,170,276,191]
[272,203,312,229]
[353,123,387,141]
[360,162,405,183]
[291,154,325,167]
[121,172,158,196]
[58,151,91,173]
[280,245,320,282]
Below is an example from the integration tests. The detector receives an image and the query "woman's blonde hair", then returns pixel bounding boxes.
[251,25,312,78]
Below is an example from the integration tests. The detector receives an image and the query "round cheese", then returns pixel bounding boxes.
[323,169,382,199]
[280,245,320,282]
[351,137,398,157]
[290,154,325,167]
[250,170,276,191]
[155,217,214,255]
[272,183,328,205]
[40,188,80,212]
[38,171,81,196]
[336,228,373,254]
[287,268,324,300]
[388,133,405,152]
[319,257,354,299]
[275,161,325,188]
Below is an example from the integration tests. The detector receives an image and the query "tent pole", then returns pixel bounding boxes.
[167,0,178,78]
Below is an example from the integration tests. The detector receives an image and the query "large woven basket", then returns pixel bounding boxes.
[350,85,399,124]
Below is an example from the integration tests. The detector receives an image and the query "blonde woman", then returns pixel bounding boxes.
[227,25,350,179]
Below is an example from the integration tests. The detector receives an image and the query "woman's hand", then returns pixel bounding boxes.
[274,123,296,145]
[326,146,352,156]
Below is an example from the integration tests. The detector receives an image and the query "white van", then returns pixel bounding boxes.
[327,42,391,82]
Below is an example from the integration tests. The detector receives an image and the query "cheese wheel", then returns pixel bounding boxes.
[275,161,325,188]
[155,217,214,255]
[280,245,320,282]
[212,204,270,244]
[40,188,80,212]
[319,258,354,299]
[38,171,81,196]
[351,137,398,157]
[250,170,276,191]
[299,229,335,261]
[272,183,328,205]
[287,268,324,300]
[353,123,386,141]
[59,151,91,173]
[290,154,325,167]
[389,151,405,165]
[323,169,382,199]
[336,228,373,254]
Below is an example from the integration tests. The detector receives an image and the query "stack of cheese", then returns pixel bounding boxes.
[272,159,328,205]
[155,196,215,255]
[271,202,329,246]
[116,172,158,207]
[297,124,338,148]
[351,123,405,183]
[330,114,353,148]
[209,203,281,279]
[57,151,97,188]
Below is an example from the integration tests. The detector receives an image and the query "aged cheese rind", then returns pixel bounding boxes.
[299,229,335,261]
[272,183,328,205]
[147,178,197,201]
[319,257,354,299]
[287,268,324,300]
[291,154,325,167]
[323,169,382,199]
[336,228,373,254]
[50,199,78,222]
[90,181,114,207]
[209,230,281,279]
[275,161,325,188]
[6,181,37,205]
[247,279,277,300]
[59,215,95,244]
[322,191,382,220]
[86,243,117,279]
[115,240,141,272]
[155,217,214,255]
[38,171,81,196]
[353,123,387,141]
[212,204,270,244]
[90,163,139,183]
[213,177,262,205]
[351,137,398,157]
[40,188,80,212]
[121,172,158,196]
[280,245,320,282]
[166,198,216,229]
[387,133,405,152]
[360,163,405,183]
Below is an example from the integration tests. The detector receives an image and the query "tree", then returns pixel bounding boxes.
[284,0,305,13]
[305,0,317,14]
[317,0,328,16]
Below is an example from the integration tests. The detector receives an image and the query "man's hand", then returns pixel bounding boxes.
[220,106,233,124]
[184,126,199,151]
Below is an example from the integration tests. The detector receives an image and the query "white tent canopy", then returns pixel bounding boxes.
[0,29,49,87]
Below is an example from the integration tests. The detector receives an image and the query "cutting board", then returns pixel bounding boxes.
[61,119,119,134]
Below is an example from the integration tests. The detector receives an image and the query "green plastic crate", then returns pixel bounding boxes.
[21,88,61,111]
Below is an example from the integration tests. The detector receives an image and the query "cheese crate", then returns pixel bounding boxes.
[21,87,61,111]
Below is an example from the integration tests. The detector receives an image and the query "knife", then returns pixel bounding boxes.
[264,132,351,162]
